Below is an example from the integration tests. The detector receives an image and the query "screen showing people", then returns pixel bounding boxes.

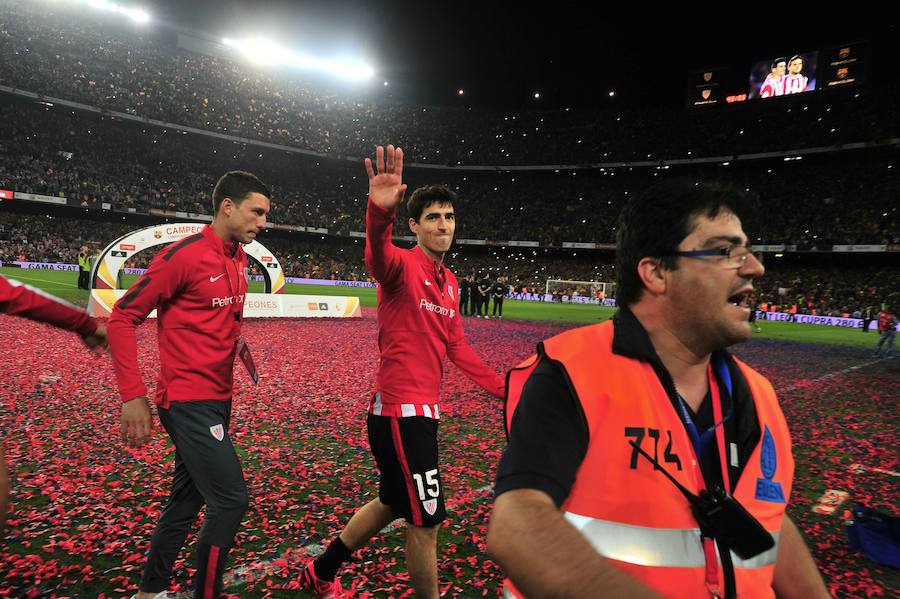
[749,52,817,99]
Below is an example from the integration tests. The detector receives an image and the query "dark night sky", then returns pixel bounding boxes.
[145,1,897,109]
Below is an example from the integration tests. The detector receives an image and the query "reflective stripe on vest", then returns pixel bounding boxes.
[563,512,781,569]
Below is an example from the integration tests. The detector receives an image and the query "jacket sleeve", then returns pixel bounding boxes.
[447,311,505,398]
[0,275,98,336]
[364,198,404,288]
[107,251,188,402]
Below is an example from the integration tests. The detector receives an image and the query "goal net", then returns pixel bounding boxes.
[545,279,613,301]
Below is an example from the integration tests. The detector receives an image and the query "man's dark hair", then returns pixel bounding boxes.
[788,54,803,65]
[615,179,751,307]
[212,171,271,214]
[771,57,787,70]
[407,185,456,222]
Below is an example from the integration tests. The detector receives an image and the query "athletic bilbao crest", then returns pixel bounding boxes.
[423,498,438,516]
[210,424,225,441]
[755,426,785,503]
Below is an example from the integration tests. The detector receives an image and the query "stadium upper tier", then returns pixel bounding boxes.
[0,0,898,168]
[0,97,896,246]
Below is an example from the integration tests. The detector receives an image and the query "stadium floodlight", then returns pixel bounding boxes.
[324,58,375,81]
[126,8,149,23]
[78,0,150,24]
[223,37,374,81]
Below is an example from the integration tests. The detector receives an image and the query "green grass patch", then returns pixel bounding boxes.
[1,266,880,349]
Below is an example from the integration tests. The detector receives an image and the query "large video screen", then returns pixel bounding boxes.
[748,52,818,99]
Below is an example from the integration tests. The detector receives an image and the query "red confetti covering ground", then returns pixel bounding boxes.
[0,311,897,598]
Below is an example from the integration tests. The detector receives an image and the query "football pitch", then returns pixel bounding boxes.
[0,266,883,349]
[0,265,897,597]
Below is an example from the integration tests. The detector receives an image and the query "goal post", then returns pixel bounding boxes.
[545,279,613,300]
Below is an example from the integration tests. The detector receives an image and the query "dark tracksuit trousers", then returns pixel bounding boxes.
[140,400,248,599]
[492,295,504,317]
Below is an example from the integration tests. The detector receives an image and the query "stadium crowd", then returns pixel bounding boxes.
[1,211,896,317]
[0,100,897,246]
[0,0,898,168]
[0,212,612,292]
[0,0,896,319]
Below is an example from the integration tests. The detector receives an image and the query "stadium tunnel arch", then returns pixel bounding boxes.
[88,222,285,317]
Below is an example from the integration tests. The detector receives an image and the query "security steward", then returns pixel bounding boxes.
[487,180,830,599]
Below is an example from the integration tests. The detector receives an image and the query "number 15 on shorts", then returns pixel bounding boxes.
[412,468,440,500]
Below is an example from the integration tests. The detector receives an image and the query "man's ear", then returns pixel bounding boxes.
[408,217,418,234]
[636,257,668,297]
[219,197,234,217]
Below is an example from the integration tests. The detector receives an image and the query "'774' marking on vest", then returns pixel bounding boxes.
[624,427,683,471]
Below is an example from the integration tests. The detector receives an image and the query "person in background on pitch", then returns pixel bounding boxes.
[108,171,270,599]
[77,246,90,290]
[488,180,829,599]
[749,296,761,333]
[492,275,507,320]
[476,272,492,318]
[470,271,484,317]
[299,145,504,599]
[0,274,108,528]
[876,305,896,358]
[459,273,471,316]
[862,305,874,333]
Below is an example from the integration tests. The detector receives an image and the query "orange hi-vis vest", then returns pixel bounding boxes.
[503,321,793,599]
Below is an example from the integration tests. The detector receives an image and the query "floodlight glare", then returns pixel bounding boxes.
[326,58,374,81]
[242,38,284,65]
[225,37,374,81]
[87,0,117,10]
[127,8,150,23]
[82,0,150,24]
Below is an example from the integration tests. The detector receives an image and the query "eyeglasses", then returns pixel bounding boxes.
[665,244,759,269]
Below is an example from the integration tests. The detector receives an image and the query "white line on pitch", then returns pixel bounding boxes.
[5,274,78,288]
[775,358,885,394]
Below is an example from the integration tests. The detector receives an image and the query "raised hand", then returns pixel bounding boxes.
[365,144,407,212]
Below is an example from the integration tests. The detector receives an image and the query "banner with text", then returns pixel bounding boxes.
[88,290,361,318]
[756,311,894,330]
[13,261,79,271]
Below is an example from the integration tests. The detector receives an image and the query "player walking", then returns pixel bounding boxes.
[300,145,504,598]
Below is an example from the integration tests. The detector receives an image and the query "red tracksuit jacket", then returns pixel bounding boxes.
[365,199,504,419]
[0,274,98,336]
[108,225,247,406]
